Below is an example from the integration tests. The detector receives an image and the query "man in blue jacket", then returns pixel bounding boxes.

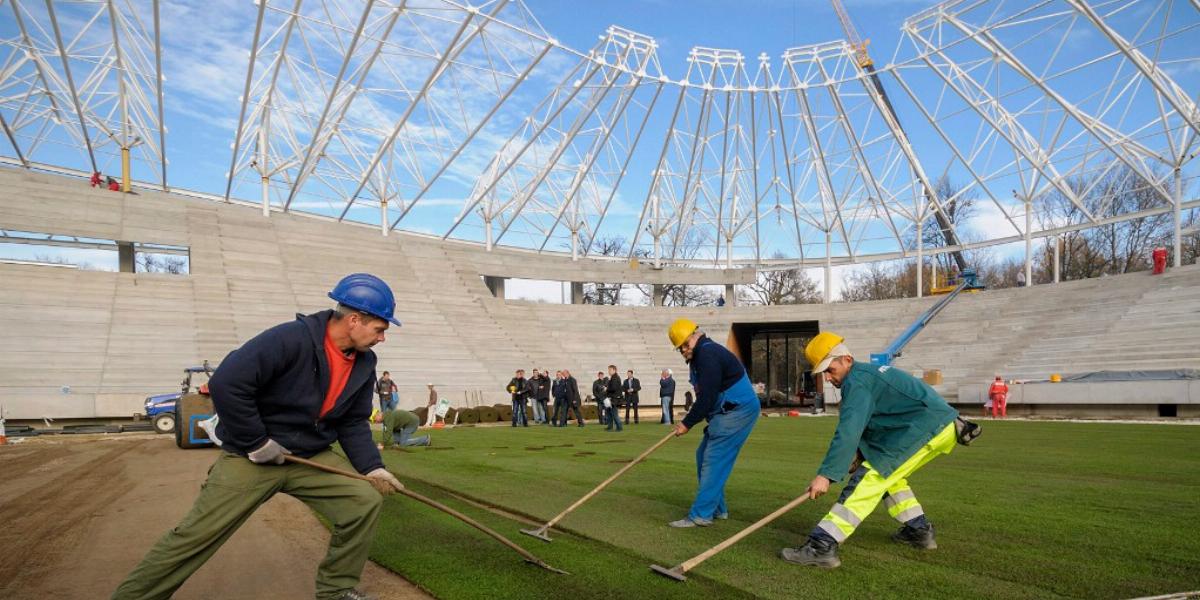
[658,368,676,424]
[667,318,759,528]
[780,331,976,569]
[113,273,404,600]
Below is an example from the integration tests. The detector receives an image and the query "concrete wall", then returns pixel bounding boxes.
[2,168,1198,419]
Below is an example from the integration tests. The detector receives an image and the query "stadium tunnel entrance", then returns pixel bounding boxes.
[729,321,824,408]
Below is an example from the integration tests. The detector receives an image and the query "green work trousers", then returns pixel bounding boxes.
[111,449,382,600]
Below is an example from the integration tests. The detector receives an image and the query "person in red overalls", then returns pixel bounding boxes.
[1152,247,1168,275]
[988,375,1008,418]
[107,176,120,192]
[90,172,103,187]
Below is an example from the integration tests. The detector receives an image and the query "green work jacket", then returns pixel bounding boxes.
[383,409,418,434]
[817,361,958,482]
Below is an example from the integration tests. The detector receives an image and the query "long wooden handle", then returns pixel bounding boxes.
[541,431,675,530]
[282,455,554,568]
[677,492,811,573]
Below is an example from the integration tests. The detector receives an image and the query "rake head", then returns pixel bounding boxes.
[520,527,553,542]
[649,563,687,582]
[525,558,569,575]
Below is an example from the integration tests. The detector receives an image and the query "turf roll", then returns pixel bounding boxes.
[477,406,499,423]
[459,408,480,424]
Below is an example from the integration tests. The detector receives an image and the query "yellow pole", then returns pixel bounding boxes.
[121,146,131,193]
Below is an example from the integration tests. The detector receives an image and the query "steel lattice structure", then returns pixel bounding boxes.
[1,0,1196,271]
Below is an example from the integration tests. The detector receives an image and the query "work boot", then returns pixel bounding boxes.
[779,539,841,568]
[892,524,937,549]
[955,417,982,446]
[668,516,712,528]
[335,589,376,600]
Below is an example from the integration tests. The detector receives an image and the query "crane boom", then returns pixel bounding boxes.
[828,0,968,272]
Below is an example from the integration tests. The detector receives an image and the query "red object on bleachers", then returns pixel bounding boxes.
[1152,247,1168,275]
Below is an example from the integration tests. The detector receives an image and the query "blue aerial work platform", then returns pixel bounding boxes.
[870,268,985,368]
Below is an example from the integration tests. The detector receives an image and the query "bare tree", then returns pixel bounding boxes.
[1039,165,1174,280]
[575,235,629,305]
[136,253,188,274]
[634,230,717,307]
[840,262,910,302]
[31,253,98,270]
[739,252,821,305]
[904,176,977,274]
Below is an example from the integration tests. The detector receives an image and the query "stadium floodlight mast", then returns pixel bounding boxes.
[1,0,1197,279]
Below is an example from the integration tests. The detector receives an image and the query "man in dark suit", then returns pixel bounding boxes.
[559,369,585,427]
[623,369,641,424]
[606,365,623,432]
[592,371,608,426]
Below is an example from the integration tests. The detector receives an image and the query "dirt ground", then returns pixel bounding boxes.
[0,433,432,599]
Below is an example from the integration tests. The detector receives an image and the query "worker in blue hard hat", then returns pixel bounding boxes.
[779,332,979,569]
[113,273,403,600]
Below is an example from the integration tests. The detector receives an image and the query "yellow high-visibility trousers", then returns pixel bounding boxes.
[816,423,956,543]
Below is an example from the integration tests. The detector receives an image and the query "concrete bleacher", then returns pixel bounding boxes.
[2,167,1198,419]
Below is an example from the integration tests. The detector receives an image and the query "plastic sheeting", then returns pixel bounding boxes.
[1030,369,1200,384]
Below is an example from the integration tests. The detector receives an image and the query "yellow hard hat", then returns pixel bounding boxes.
[667,318,699,348]
[805,332,847,373]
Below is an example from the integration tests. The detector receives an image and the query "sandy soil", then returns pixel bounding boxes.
[0,433,432,599]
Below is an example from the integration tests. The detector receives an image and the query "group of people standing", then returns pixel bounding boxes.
[506,368,586,427]
[506,366,695,431]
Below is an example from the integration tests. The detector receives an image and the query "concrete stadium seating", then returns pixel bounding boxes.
[2,168,1197,419]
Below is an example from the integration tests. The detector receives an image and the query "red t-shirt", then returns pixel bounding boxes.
[320,329,356,418]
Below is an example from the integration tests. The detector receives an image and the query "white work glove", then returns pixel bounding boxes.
[197,415,223,447]
[247,439,291,465]
[366,468,404,496]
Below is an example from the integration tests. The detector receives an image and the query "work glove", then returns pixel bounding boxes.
[366,468,405,496]
[247,439,291,465]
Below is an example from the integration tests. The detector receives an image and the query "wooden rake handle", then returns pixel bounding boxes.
[282,454,564,572]
[540,430,676,530]
[677,492,812,574]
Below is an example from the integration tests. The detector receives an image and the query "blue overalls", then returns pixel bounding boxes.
[688,369,759,521]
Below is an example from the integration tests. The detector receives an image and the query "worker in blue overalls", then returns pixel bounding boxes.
[666,318,760,528]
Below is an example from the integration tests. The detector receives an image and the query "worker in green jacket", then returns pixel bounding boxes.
[780,332,980,568]
[382,409,430,448]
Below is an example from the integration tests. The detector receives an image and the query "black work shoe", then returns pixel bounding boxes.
[892,525,937,549]
[779,541,841,568]
[335,589,376,600]
[955,417,982,446]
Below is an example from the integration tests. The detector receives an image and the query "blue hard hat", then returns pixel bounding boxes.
[328,273,402,326]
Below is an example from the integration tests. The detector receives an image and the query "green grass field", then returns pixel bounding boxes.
[366,418,1200,599]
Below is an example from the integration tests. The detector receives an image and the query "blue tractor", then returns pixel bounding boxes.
[144,362,213,435]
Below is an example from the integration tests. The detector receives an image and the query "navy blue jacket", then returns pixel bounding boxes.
[209,310,384,475]
[659,376,676,399]
[682,336,748,429]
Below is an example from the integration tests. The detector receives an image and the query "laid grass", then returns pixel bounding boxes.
[368,418,1200,599]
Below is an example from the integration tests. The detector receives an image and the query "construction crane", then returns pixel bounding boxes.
[829,0,969,273]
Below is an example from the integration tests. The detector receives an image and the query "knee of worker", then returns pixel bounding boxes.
[338,481,385,528]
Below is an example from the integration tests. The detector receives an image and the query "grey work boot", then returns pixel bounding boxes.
[779,539,841,568]
[668,516,713,528]
[335,589,376,600]
[892,524,937,549]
